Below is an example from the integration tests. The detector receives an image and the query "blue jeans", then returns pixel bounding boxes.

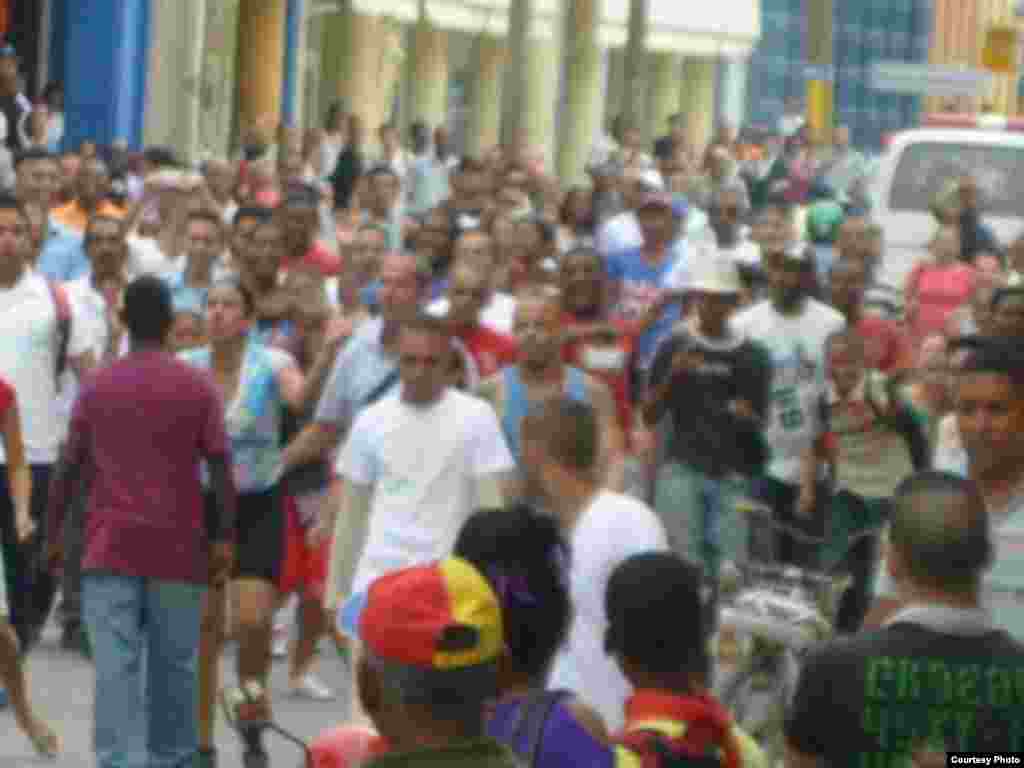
[83,573,206,768]
[654,462,748,581]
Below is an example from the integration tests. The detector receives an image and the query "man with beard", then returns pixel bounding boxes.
[731,240,845,566]
[476,285,624,497]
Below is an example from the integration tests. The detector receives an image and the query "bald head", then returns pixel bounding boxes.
[889,472,991,595]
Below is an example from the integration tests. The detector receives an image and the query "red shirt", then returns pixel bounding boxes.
[457,325,518,379]
[906,262,976,344]
[284,240,343,278]
[0,377,14,419]
[856,314,913,375]
[562,314,635,440]
[48,350,232,584]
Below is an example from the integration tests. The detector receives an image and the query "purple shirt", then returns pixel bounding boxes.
[487,694,613,768]
[49,349,231,584]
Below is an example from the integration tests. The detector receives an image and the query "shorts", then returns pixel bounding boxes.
[279,493,331,601]
[205,485,284,584]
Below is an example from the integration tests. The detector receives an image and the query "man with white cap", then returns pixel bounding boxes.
[644,250,771,588]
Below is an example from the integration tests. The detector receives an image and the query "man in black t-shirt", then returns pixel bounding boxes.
[786,471,1024,766]
[644,253,771,584]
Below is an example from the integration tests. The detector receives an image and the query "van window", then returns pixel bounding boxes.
[888,142,1024,218]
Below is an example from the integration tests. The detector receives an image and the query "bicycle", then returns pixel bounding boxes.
[221,682,313,768]
[711,499,883,767]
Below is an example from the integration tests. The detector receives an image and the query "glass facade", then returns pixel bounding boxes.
[746,0,933,149]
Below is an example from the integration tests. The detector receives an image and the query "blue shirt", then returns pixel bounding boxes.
[314,316,399,432]
[606,247,683,370]
[38,232,90,282]
[164,270,209,315]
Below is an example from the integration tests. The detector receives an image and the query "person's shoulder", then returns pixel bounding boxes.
[732,299,770,326]
[805,298,846,327]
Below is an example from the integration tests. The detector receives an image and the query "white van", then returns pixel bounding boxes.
[871,126,1024,293]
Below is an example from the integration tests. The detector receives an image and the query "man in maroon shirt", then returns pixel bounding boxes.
[47,276,236,768]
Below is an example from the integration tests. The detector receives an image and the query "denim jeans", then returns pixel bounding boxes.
[654,462,748,581]
[83,573,206,768]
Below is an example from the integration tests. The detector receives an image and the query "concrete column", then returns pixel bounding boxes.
[647,51,679,145]
[319,11,347,117]
[557,0,602,185]
[339,12,403,134]
[621,0,648,130]
[466,34,506,157]
[145,0,207,163]
[237,0,286,141]
[718,55,748,132]
[410,18,449,129]
[523,12,564,170]
[501,0,531,147]
[682,57,715,153]
[197,0,240,159]
[605,47,625,126]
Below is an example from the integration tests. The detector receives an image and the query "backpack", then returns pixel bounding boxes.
[47,280,72,386]
[614,693,742,768]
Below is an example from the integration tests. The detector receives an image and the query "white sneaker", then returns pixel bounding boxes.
[289,673,335,701]
[272,625,288,659]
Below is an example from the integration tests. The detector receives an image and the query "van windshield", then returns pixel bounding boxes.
[888,141,1024,218]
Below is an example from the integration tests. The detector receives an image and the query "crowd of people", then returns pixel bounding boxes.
[0,40,1020,766]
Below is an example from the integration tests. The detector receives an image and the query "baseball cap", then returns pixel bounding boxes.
[689,253,743,295]
[806,200,845,244]
[605,552,707,673]
[636,168,666,192]
[356,557,503,671]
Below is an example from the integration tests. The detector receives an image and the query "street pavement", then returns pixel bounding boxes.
[0,619,353,768]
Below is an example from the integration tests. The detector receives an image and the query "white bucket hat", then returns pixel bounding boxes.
[690,252,743,295]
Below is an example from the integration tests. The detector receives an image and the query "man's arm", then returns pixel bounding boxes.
[281,347,350,469]
[324,478,372,615]
[590,377,626,492]
[47,400,90,563]
[204,455,237,543]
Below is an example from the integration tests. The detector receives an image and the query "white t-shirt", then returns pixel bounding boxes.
[338,388,514,595]
[731,299,845,483]
[56,275,120,435]
[0,270,90,464]
[547,490,669,732]
[428,292,517,336]
[127,234,175,280]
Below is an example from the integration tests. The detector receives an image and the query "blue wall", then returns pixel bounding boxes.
[745,0,933,150]
[56,0,151,150]
[281,0,304,126]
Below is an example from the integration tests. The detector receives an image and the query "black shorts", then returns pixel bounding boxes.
[205,486,284,584]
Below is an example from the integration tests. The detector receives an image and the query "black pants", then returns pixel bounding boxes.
[57,484,88,630]
[752,475,827,569]
[0,464,57,646]
[833,492,886,634]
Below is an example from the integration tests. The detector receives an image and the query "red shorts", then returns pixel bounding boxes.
[278,494,331,601]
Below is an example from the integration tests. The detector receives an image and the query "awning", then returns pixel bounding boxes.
[600,0,761,56]
[418,0,563,39]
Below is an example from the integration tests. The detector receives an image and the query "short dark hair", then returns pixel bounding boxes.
[233,205,274,229]
[209,277,256,315]
[955,335,1024,392]
[368,653,496,729]
[14,147,54,169]
[455,505,570,682]
[83,213,125,249]
[142,146,179,169]
[889,471,991,593]
[400,312,451,341]
[456,156,487,176]
[605,552,707,679]
[123,276,174,343]
[521,397,599,474]
[365,164,399,182]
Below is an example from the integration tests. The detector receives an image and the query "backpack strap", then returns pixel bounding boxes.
[508,689,570,768]
[47,280,71,385]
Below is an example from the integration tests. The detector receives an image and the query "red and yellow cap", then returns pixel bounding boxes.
[359,557,504,670]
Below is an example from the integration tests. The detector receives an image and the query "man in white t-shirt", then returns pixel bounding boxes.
[326,313,514,722]
[867,337,1024,641]
[522,397,668,731]
[0,195,94,650]
[731,240,845,566]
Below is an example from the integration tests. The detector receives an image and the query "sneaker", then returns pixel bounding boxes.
[288,673,335,701]
[271,624,288,659]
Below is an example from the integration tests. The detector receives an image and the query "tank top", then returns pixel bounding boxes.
[501,366,589,459]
